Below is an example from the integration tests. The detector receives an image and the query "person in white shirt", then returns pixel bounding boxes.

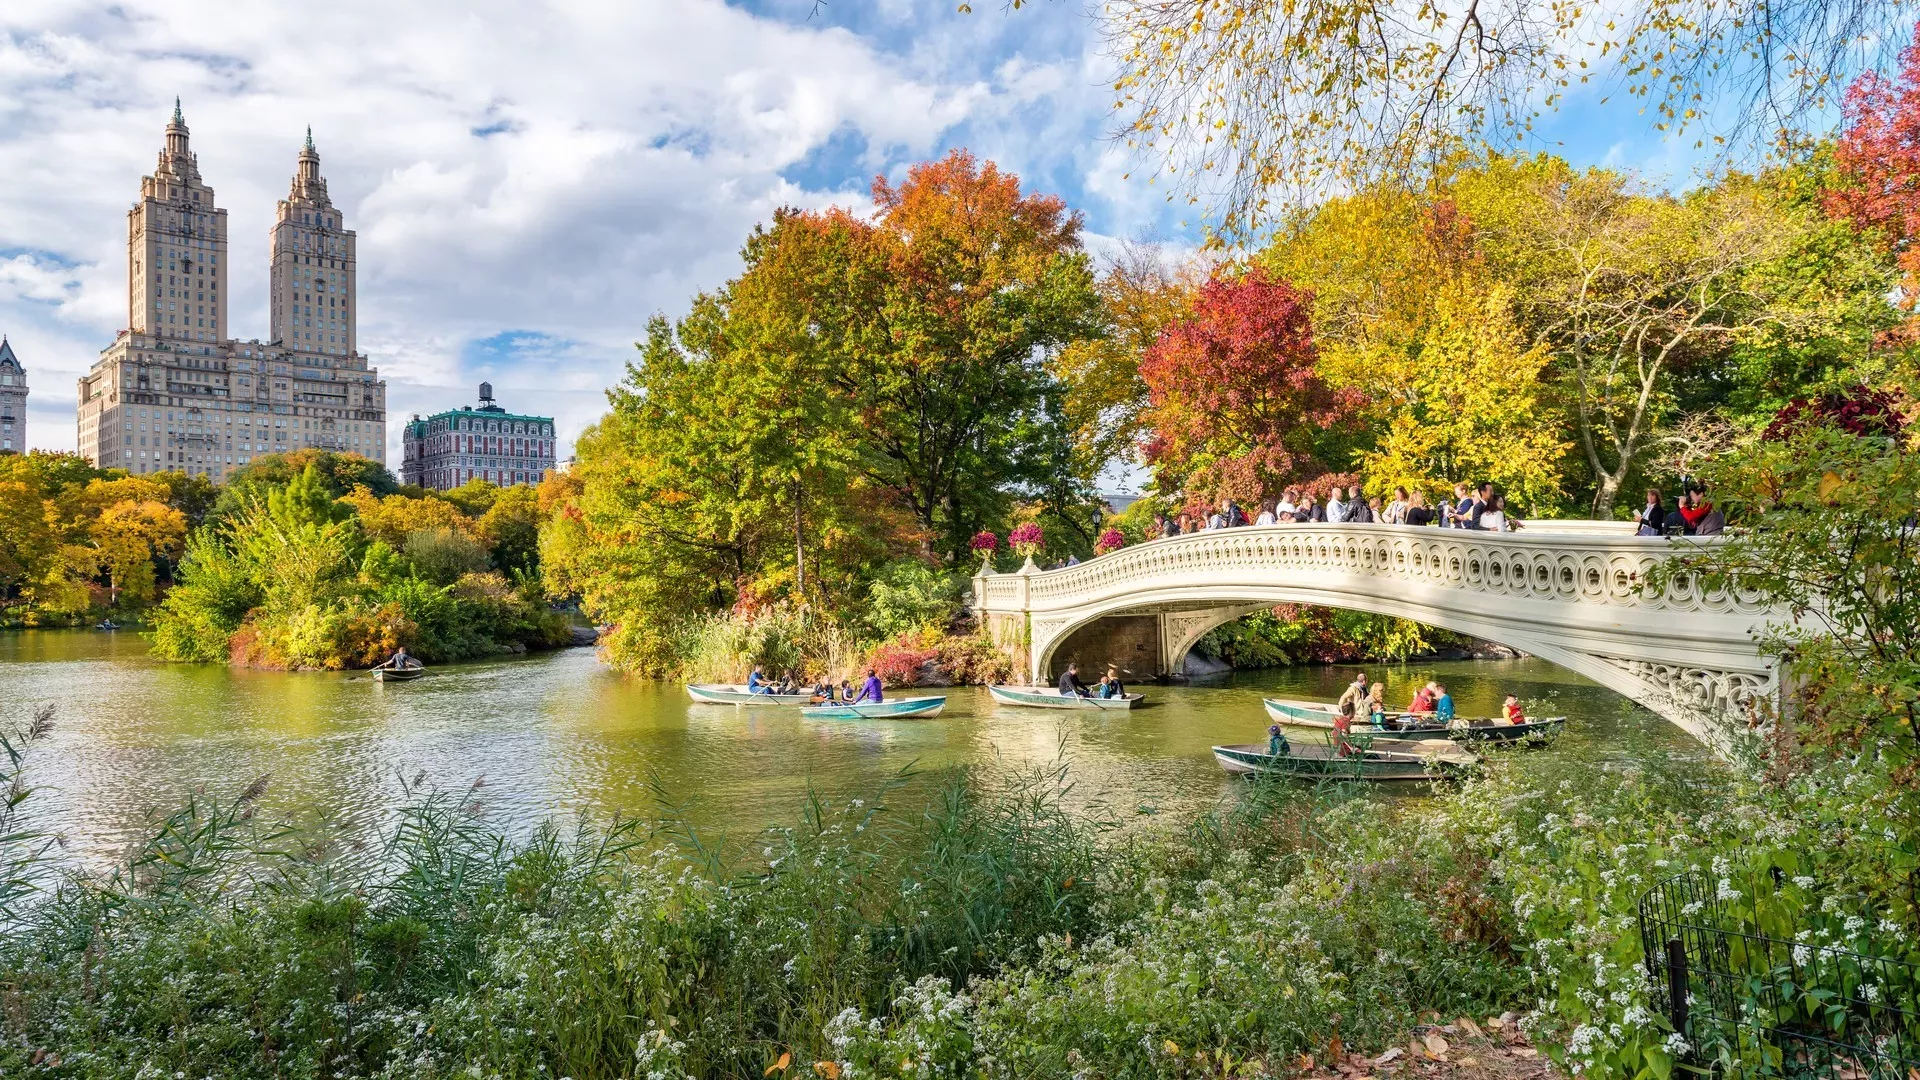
[1254,499,1277,526]
[1276,486,1298,519]
[1325,485,1351,523]
[1385,486,1411,524]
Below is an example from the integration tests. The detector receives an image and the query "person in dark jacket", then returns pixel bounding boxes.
[1059,662,1092,698]
[1635,488,1665,536]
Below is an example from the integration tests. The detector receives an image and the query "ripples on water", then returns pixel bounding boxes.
[1,630,1697,870]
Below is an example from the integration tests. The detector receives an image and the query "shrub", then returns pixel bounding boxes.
[934,632,1014,685]
[869,636,939,687]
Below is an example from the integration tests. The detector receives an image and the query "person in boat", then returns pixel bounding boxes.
[1059,662,1092,698]
[382,647,421,671]
[1367,684,1390,728]
[1407,683,1436,717]
[1099,664,1126,699]
[839,679,856,702]
[849,668,884,705]
[1501,694,1525,725]
[1434,683,1460,728]
[1335,672,1370,717]
[747,665,776,695]
[810,680,837,704]
[1333,700,1359,757]
[1267,723,1291,757]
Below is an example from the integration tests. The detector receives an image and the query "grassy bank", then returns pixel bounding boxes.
[1,704,1907,1079]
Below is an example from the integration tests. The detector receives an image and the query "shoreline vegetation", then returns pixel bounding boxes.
[0,705,1908,1080]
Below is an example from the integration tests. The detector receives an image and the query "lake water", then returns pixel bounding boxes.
[1,629,1697,870]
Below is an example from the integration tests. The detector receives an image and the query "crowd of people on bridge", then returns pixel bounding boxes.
[1150,480,1525,539]
[1142,476,1726,541]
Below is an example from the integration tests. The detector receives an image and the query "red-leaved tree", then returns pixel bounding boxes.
[1828,21,1920,324]
[1138,270,1359,503]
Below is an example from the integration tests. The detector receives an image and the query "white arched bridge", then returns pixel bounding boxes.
[972,523,1782,744]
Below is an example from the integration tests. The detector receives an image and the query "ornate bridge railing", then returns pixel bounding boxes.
[973,523,1784,743]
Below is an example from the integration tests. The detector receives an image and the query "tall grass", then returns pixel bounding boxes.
[0,721,1585,1079]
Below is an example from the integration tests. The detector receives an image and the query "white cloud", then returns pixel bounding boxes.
[0,0,1158,459]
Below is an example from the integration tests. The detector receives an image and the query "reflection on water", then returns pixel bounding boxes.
[1,629,1697,869]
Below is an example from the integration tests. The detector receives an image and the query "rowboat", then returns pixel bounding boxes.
[373,666,426,682]
[800,696,947,720]
[987,685,1144,710]
[1212,742,1476,782]
[686,683,815,705]
[1262,697,1566,745]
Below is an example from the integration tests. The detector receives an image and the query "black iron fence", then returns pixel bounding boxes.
[1638,871,1920,1079]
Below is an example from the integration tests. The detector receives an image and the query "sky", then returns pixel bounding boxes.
[0,0,1746,464]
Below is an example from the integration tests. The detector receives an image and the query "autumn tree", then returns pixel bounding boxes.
[1826,21,1920,359]
[1096,0,1908,242]
[838,151,1104,556]
[1052,242,1201,480]
[1460,158,1816,515]
[1358,283,1569,508]
[1139,269,1359,502]
[89,498,187,604]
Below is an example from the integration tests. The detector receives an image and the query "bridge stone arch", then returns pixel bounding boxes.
[974,524,1782,747]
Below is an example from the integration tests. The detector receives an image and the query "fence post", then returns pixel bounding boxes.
[1665,937,1691,1063]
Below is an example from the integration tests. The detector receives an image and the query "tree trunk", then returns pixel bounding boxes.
[792,482,805,598]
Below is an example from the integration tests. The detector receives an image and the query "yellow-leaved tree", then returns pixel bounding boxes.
[1359,283,1570,510]
[89,499,188,605]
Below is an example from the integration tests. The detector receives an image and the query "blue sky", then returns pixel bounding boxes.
[0,0,1773,461]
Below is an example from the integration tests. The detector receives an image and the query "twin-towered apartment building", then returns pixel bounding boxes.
[71,104,554,491]
[76,103,388,481]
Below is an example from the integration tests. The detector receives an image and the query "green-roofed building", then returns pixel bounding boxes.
[400,382,556,490]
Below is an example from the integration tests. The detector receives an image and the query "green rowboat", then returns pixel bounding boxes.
[1212,742,1475,782]
[1262,697,1565,745]
[800,696,947,720]
[686,684,815,705]
[987,685,1144,710]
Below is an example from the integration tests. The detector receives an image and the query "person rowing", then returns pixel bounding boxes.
[378,647,421,671]
[849,668,884,705]
[1059,662,1092,698]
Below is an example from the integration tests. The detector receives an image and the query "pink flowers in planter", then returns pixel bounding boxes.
[1008,522,1044,558]
[1094,528,1126,556]
[970,531,1000,561]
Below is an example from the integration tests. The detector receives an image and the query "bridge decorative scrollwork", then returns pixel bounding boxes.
[973,524,1782,746]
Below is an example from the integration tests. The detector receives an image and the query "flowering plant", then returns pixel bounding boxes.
[1008,522,1044,558]
[969,531,999,561]
[1094,528,1126,556]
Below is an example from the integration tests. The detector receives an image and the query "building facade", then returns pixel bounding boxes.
[400,382,556,490]
[0,338,25,453]
[76,103,387,480]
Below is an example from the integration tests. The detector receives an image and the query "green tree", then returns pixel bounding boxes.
[1461,158,1831,515]
[475,484,543,575]
[212,450,393,524]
